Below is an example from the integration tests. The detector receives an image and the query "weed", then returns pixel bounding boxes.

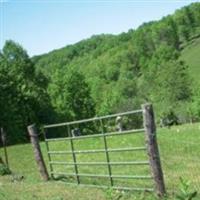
[0,163,11,176]
[176,177,197,200]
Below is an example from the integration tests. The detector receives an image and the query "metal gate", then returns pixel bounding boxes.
[42,104,165,194]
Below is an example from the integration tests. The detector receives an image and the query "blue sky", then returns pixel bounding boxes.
[0,0,199,56]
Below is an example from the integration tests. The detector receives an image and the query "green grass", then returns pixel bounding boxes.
[0,123,200,200]
[181,37,200,86]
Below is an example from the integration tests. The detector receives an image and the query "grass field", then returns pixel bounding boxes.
[0,123,200,200]
[181,37,200,86]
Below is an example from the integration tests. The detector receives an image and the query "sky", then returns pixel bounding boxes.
[0,0,199,56]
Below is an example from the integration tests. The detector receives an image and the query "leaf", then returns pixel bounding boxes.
[176,194,186,200]
[188,191,197,200]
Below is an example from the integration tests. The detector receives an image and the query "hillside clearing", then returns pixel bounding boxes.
[181,37,200,86]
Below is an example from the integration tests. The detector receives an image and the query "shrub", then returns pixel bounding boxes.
[0,163,11,176]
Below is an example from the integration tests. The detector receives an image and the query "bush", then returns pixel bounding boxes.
[0,163,11,176]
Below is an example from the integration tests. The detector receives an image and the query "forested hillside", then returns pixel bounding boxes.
[34,3,200,118]
[1,2,200,143]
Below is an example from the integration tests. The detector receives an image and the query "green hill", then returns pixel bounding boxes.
[33,2,200,121]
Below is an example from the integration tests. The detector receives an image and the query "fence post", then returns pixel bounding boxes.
[27,124,49,181]
[0,128,9,167]
[142,103,166,197]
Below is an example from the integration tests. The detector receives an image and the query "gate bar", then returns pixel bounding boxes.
[49,161,150,166]
[44,109,142,128]
[56,182,154,192]
[50,172,153,179]
[45,128,145,142]
[100,119,113,186]
[67,125,80,184]
[47,146,147,155]
[44,130,54,178]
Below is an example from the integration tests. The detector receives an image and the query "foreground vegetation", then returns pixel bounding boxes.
[0,123,199,200]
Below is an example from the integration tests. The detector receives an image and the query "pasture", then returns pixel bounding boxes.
[0,123,199,200]
[181,37,200,86]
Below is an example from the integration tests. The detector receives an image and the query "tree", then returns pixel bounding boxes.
[48,68,95,122]
[140,45,192,122]
[0,40,52,143]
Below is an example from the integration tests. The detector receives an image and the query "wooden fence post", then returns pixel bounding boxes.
[0,128,9,167]
[142,103,166,197]
[27,124,49,181]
